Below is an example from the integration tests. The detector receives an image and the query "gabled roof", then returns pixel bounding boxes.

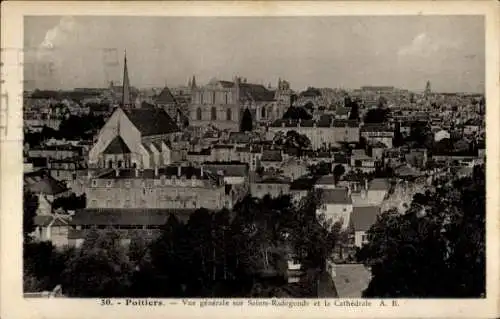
[350,206,381,231]
[124,108,179,136]
[321,188,352,205]
[155,86,177,105]
[103,136,131,154]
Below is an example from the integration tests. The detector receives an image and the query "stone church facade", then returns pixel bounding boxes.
[189,77,293,131]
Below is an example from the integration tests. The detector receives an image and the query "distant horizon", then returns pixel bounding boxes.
[25,16,485,94]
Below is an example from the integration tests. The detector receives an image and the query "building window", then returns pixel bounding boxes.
[212,91,216,104]
[226,108,232,121]
[118,160,123,168]
[108,160,113,168]
[196,107,202,121]
[211,107,217,120]
[225,93,228,104]
[106,180,113,188]
[91,180,98,187]
[362,234,368,242]
[200,92,204,104]
[261,107,266,119]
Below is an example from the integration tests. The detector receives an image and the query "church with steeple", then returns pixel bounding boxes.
[88,51,181,169]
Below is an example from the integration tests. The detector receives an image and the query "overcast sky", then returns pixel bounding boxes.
[24,15,485,93]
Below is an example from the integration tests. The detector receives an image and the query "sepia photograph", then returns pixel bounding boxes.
[19,13,488,300]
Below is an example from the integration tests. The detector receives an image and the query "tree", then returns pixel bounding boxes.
[308,161,331,177]
[61,229,133,297]
[282,106,313,121]
[357,165,485,297]
[364,108,390,124]
[393,122,404,147]
[240,108,253,132]
[348,99,360,121]
[274,130,311,152]
[332,164,346,184]
[24,190,39,240]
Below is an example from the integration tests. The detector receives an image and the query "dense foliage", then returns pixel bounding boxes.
[357,165,485,297]
[240,108,253,132]
[25,114,105,147]
[25,193,342,297]
[23,190,39,240]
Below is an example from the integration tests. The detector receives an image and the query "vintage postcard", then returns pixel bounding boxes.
[1,1,499,318]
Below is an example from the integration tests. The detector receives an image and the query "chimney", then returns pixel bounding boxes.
[200,166,204,177]
[135,167,139,177]
[154,166,159,177]
[177,165,182,177]
[115,168,119,177]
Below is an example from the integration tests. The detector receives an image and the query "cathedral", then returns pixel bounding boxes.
[88,52,181,169]
[188,77,293,131]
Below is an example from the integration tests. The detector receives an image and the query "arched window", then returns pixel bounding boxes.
[261,107,266,119]
[226,108,232,121]
[211,107,217,120]
[196,107,202,120]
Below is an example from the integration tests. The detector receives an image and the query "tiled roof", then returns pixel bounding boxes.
[256,175,291,184]
[333,153,349,164]
[240,83,275,102]
[316,175,336,185]
[71,208,200,226]
[103,136,131,154]
[350,206,381,231]
[321,188,352,204]
[155,87,177,104]
[124,108,179,136]
[24,171,68,195]
[261,150,282,162]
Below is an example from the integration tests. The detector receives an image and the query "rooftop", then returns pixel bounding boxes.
[350,206,381,231]
[320,188,352,205]
[123,108,179,136]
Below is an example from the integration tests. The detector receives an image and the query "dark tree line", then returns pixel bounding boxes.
[25,193,344,297]
[357,164,485,298]
[25,114,105,147]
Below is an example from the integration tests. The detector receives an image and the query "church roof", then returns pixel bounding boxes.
[155,86,177,105]
[240,83,275,102]
[124,108,180,136]
[103,136,131,154]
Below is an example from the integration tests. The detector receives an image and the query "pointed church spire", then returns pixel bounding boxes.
[191,75,197,89]
[122,50,131,108]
